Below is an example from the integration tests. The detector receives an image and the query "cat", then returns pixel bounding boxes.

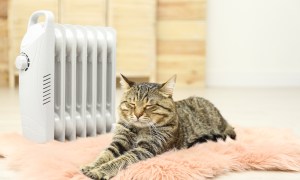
[81,74,236,180]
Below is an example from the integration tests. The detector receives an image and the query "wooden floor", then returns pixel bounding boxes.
[0,87,300,179]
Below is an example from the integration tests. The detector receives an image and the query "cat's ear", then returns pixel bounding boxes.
[120,74,134,90]
[160,75,176,97]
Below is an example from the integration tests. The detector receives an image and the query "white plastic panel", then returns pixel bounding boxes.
[18,11,55,143]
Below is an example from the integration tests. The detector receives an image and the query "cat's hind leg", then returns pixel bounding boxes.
[211,126,236,142]
[212,134,226,141]
[187,131,232,148]
[224,125,236,140]
[187,134,215,148]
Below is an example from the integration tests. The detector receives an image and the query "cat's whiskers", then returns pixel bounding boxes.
[148,122,167,145]
[129,115,136,121]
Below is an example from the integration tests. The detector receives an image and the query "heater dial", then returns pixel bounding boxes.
[16,53,30,71]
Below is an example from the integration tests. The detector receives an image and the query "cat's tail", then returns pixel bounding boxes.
[224,125,236,140]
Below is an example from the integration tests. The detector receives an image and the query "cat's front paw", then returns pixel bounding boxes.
[82,168,109,180]
[80,164,94,175]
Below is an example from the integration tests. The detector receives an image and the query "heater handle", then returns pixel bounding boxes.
[28,10,54,30]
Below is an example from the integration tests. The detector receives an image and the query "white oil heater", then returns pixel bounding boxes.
[15,10,116,143]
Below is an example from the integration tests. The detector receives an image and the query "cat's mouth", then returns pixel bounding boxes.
[131,119,152,128]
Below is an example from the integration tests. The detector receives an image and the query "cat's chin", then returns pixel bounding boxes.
[130,121,150,128]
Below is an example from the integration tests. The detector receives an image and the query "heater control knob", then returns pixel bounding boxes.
[15,54,29,70]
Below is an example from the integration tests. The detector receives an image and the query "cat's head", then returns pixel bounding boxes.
[118,74,177,128]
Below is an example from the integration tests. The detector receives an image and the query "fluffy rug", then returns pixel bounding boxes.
[0,127,300,180]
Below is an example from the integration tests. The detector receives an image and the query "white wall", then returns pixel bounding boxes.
[206,0,300,87]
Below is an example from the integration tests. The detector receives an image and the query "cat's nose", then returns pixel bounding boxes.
[134,112,143,119]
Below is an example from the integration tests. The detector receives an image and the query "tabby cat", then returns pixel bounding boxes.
[81,74,236,180]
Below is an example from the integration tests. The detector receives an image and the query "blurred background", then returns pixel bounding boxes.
[1,0,300,88]
[0,0,205,88]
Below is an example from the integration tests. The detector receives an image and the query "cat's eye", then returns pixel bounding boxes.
[145,105,153,109]
[128,103,135,107]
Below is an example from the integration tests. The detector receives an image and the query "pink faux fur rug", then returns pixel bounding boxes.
[1,127,300,180]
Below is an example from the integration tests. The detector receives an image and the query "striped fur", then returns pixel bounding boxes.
[81,75,236,179]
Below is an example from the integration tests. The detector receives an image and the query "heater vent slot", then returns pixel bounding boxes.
[43,74,51,105]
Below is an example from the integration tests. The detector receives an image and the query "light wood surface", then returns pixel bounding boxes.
[157,21,205,40]
[0,0,8,18]
[158,0,206,20]
[0,0,8,87]
[158,40,205,55]
[108,0,157,82]
[157,0,206,87]
[60,0,106,25]
[0,19,8,62]
[6,0,206,88]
